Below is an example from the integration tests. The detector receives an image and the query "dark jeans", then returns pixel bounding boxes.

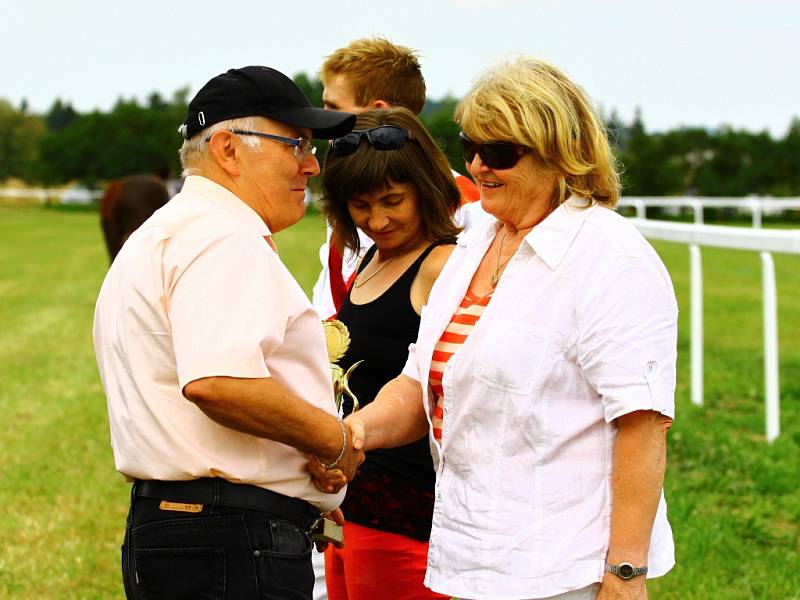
[122,495,314,599]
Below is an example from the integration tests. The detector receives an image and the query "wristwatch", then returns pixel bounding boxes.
[605,562,648,580]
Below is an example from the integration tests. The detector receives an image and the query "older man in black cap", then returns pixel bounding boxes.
[93,66,361,599]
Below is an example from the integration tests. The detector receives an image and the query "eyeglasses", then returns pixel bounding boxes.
[330,125,416,157]
[206,129,317,160]
[458,132,531,170]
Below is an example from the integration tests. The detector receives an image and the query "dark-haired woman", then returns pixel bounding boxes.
[319,107,459,600]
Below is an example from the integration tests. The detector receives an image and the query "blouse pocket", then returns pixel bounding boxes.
[474,321,553,395]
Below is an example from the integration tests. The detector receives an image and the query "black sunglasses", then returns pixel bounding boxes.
[458,132,532,169]
[330,125,416,157]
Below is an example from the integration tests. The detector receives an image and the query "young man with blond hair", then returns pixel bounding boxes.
[320,37,427,115]
[312,37,484,320]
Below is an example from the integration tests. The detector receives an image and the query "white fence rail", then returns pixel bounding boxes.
[619,196,800,227]
[0,187,103,204]
[627,218,800,442]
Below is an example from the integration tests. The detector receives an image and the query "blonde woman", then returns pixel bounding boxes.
[313,58,677,600]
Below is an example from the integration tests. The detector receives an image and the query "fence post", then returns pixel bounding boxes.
[751,198,762,228]
[760,252,780,442]
[690,244,703,406]
[691,199,703,224]
[634,199,646,219]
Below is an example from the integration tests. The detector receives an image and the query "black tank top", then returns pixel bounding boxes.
[336,239,454,541]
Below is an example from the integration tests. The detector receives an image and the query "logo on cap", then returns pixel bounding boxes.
[198,111,206,126]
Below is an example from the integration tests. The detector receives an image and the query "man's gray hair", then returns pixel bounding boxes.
[178,116,263,177]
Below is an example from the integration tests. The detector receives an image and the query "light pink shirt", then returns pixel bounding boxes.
[402,200,678,599]
[93,175,345,512]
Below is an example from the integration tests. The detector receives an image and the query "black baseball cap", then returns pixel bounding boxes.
[179,66,356,140]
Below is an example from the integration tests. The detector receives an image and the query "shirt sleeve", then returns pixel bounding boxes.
[168,234,288,390]
[401,342,421,382]
[577,256,678,423]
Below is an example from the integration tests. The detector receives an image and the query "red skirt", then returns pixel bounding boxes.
[325,521,448,600]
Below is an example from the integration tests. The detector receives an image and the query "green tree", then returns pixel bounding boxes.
[774,117,800,195]
[0,99,46,182]
[45,99,77,132]
[420,96,464,173]
[619,108,685,195]
[293,73,324,108]
[38,92,187,185]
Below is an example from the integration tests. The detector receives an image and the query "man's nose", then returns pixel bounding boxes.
[300,152,320,176]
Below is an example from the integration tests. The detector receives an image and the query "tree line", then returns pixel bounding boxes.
[1,74,798,197]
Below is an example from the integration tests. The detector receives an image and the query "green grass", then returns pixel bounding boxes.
[0,206,798,599]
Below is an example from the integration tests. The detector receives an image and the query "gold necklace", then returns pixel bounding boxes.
[354,255,394,288]
[490,232,513,289]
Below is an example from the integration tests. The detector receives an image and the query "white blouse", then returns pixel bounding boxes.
[402,200,678,600]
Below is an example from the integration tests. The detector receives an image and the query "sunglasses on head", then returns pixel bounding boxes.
[458,132,532,170]
[330,125,416,157]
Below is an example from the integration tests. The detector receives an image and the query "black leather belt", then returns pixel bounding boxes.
[133,478,321,532]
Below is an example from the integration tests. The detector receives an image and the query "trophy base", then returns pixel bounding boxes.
[309,517,343,545]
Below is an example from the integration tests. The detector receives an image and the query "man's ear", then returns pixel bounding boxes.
[208,131,242,177]
[372,99,391,110]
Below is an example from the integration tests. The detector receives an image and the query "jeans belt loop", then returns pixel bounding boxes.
[212,477,221,511]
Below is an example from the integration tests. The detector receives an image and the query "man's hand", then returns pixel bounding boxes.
[334,420,365,481]
[307,418,365,493]
[596,573,647,600]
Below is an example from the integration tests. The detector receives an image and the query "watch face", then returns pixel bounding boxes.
[619,563,635,579]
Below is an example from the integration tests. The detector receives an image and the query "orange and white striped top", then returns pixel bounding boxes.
[429,289,492,441]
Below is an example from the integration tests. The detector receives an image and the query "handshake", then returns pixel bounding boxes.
[308,416,366,494]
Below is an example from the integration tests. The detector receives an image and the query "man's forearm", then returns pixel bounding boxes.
[183,375,344,460]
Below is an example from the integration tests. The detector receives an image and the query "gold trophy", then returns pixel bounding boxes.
[323,319,364,417]
[310,319,363,546]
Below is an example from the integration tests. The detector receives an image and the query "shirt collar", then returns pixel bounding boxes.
[180,175,272,237]
[525,197,596,270]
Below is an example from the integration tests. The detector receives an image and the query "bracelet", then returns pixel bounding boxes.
[315,418,347,470]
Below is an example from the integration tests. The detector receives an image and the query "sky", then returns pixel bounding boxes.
[2,0,799,137]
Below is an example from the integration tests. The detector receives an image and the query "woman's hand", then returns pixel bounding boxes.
[313,507,346,552]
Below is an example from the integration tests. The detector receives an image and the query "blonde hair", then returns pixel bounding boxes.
[321,37,426,115]
[455,57,620,208]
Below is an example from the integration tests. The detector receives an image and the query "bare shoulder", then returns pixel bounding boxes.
[419,243,456,283]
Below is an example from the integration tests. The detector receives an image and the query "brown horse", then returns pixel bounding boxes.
[100,175,171,261]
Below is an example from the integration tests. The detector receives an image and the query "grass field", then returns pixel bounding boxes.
[0,205,797,599]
